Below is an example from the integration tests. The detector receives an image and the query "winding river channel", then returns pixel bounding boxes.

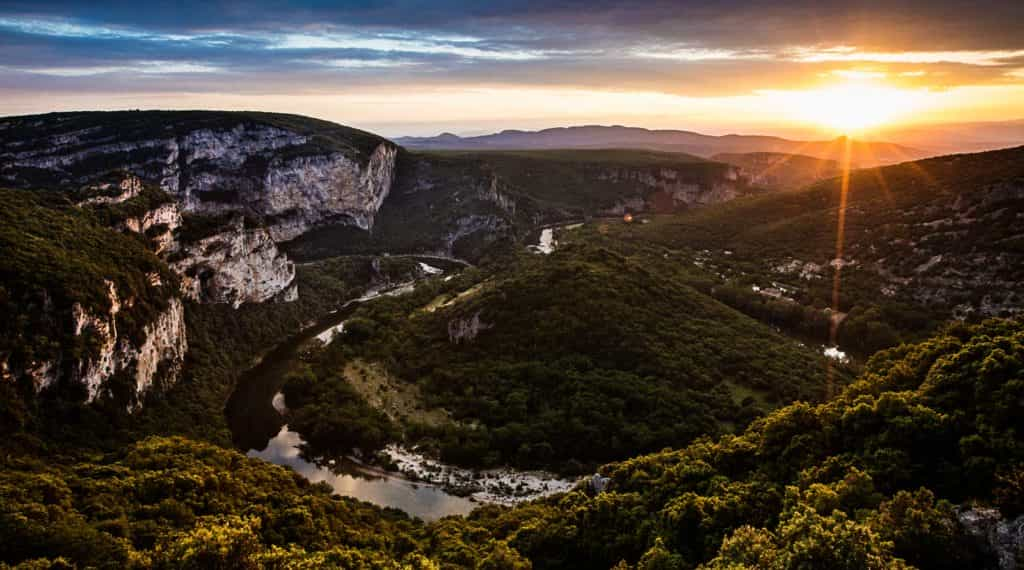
[225,257,572,520]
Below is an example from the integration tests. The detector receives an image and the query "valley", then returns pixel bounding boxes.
[225,264,573,517]
[2,110,1023,569]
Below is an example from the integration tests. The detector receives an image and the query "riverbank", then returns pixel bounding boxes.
[380,445,576,505]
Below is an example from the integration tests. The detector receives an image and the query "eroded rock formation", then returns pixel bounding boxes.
[172,217,296,307]
[27,280,187,410]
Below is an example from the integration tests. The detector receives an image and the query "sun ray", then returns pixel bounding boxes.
[748,139,815,188]
[855,140,894,203]
[827,135,854,398]
[887,142,939,188]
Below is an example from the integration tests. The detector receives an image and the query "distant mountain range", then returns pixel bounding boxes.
[395,125,929,167]
[396,121,1024,167]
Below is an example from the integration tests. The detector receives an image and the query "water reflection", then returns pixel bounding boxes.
[250,425,477,521]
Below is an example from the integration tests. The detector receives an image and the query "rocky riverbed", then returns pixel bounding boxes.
[380,444,575,505]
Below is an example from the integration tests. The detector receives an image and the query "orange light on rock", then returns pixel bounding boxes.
[623,213,634,223]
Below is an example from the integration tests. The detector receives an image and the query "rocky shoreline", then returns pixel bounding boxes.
[377,444,576,505]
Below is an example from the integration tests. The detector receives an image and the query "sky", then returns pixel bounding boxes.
[1,1,1023,137]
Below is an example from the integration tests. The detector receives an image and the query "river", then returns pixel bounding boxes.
[225,259,571,520]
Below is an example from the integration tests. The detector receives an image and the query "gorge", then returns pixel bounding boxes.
[2,110,1024,569]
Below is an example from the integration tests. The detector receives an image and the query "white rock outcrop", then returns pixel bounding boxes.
[958,507,1024,570]
[597,166,742,213]
[122,201,182,255]
[261,142,397,240]
[172,218,296,308]
[102,175,298,307]
[447,311,492,344]
[78,175,144,206]
[32,280,188,408]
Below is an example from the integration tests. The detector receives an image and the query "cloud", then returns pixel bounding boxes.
[0,1,1021,128]
[787,47,1024,66]
[2,60,221,76]
[266,32,548,60]
[314,58,422,69]
[631,47,773,62]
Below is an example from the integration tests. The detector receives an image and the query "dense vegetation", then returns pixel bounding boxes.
[133,255,427,446]
[0,436,525,569]
[0,188,178,422]
[281,359,401,458]
[282,240,835,473]
[612,146,1024,355]
[3,319,1020,568]
[455,318,1024,569]
[1,244,427,456]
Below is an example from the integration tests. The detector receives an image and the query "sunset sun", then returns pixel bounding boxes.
[781,81,925,135]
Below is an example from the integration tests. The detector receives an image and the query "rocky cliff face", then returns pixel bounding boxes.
[9,123,398,241]
[261,142,397,240]
[29,280,187,409]
[0,112,403,412]
[119,198,182,255]
[447,311,492,344]
[81,173,298,308]
[849,178,1024,319]
[596,165,743,214]
[958,507,1024,570]
[1,112,398,253]
[173,218,296,307]
[1,113,400,305]
[712,152,841,191]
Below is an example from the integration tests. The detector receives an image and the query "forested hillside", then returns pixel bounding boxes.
[281,240,834,473]
[461,318,1024,569]
[2,110,1023,569]
[617,146,1024,354]
[0,187,181,416]
[3,319,1020,568]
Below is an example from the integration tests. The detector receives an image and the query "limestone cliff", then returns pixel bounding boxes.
[1,111,398,254]
[260,142,397,240]
[172,217,296,307]
[80,173,298,308]
[596,165,743,214]
[66,282,187,407]
[958,507,1024,570]
[21,279,187,410]
[447,311,492,344]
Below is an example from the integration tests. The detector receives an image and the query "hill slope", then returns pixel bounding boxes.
[711,152,841,190]
[0,187,185,413]
[283,240,833,472]
[4,319,1021,568]
[283,148,749,261]
[616,145,1024,353]
[466,318,1024,569]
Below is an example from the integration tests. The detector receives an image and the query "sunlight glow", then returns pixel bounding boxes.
[767,81,927,134]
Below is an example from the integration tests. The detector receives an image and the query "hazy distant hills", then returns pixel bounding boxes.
[395,125,929,167]
[873,119,1024,155]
